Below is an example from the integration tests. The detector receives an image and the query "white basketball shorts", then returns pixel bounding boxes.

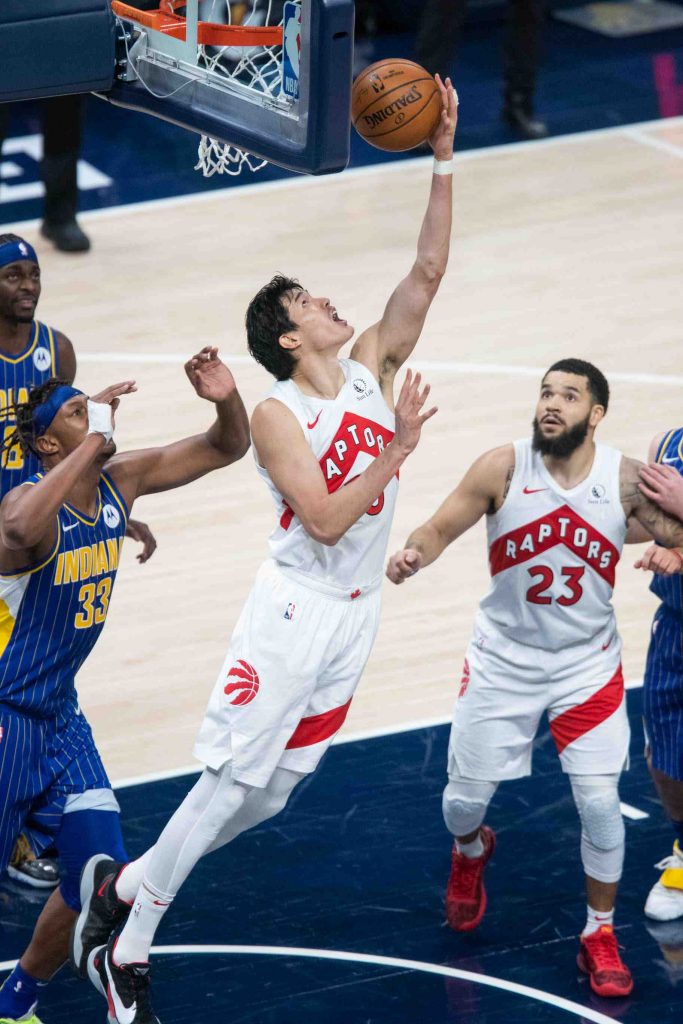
[193,559,381,787]
[447,611,630,781]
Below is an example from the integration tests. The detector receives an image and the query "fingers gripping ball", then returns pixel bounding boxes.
[224,659,260,706]
[351,60,441,152]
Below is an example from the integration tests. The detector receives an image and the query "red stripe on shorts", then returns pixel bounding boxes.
[285,698,353,750]
[549,664,624,755]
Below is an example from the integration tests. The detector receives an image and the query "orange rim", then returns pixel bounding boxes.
[111,2,283,47]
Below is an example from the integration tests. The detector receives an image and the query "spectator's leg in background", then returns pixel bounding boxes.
[416,0,468,78]
[40,94,90,253]
[502,0,548,139]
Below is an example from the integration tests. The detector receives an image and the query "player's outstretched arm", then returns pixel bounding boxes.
[0,381,135,554]
[386,445,513,583]
[351,76,458,393]
[107,348,250,503]
[252,369,436,546]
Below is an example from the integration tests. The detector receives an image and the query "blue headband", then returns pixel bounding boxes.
[0,240,39,270]
[31,386,83,438]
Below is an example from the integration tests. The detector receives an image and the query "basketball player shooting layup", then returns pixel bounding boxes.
[386,359,683,998]
[74,77,457,1024]
[0,350,249,1024]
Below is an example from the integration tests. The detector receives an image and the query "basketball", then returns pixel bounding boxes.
[351,60,442,152]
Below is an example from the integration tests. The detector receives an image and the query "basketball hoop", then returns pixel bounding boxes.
[112,0,299,176]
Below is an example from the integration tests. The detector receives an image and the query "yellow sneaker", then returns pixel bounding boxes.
[645,840,683,922]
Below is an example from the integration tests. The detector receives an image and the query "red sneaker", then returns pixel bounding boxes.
[577,925,634,997]
[445,826,496,932]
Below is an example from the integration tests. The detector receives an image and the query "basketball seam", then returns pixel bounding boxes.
[352,76,437,125]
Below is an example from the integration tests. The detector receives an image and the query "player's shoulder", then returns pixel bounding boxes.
[473,443,515,476]
[251,395,303,440]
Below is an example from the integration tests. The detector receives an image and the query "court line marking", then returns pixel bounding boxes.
[620,802,649,821]
[622,126,683,161]
[0,942,623,1023]
[77,351,683,388]
[3,114,683,231]
[112,678,644,789]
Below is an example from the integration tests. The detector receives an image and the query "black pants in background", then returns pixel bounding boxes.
[416,0,545,98]
[0,94,83,225]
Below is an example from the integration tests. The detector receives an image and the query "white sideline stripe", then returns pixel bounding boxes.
[622,126,683,161]
[77,351,683,388]
[619,802,649,821]
[0,943,624,1023]
[112,679,644,789]
[3,114,683,231]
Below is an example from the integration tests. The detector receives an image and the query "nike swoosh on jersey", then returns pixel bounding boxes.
[662,456,680,464]
[63,522,79,532]
[307,410,322,430]
[105,957,137,1024]
[523,486,548,494]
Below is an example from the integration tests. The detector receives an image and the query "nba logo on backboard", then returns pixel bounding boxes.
[282,2,301,100]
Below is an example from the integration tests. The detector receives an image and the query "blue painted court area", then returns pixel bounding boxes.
[0,686,680,1024]
[2,18,683,224]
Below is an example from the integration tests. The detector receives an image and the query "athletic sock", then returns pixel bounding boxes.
[583,905,614,936]
[112,879,174,967]
[0,963,46,1019]
[115,848,155,904]
[456,832,484,859]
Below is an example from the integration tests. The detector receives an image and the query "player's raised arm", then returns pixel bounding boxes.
[351,75,458,390]
[0,381,135,555]
[253,369,436,546]
[386,445,513,583]
[107,347,250,502]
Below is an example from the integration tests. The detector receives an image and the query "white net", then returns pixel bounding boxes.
[194,0,295,176]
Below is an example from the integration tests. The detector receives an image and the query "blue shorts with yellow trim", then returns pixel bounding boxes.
[643,605,683,781]
[0,700,120,873]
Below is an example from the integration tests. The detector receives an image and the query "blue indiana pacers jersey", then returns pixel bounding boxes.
[650,427,683,613]
[0,321,59,501]
[0,471,128,716]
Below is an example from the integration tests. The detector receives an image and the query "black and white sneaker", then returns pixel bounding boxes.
[70,854,131,978]
[87,934,160,1024]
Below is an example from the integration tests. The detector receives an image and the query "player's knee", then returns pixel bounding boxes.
[570,775,624,851]
[442,777,496,837]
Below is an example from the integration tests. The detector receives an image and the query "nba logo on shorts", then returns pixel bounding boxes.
[0,726,3,744]
[103,504,121,529]
[284,602,296,620]
[224,660,260,706]
[33,347,51,371]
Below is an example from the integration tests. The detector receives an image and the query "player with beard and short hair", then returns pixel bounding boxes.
[386,357,683,997]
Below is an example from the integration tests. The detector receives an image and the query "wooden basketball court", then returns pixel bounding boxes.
[8,115,683,781]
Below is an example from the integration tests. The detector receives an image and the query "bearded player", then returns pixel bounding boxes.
[387,358,683,997]
[75,78,457,1024]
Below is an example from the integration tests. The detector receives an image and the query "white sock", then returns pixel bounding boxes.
[113,878,174,966]
[583,905,614,936]
[115,848,155,904]
[456,832,484,859]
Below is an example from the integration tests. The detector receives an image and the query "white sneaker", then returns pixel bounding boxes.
[645,841,683,921]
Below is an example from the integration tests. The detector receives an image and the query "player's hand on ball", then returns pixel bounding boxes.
[386,548,423,584]
[634,543,683,575]
[639,462,683,519]
[185,346,237,403]
[429,74,458,159]
[394,369,437,456]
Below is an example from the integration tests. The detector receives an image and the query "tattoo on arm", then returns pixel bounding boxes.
[622,456,683,547]
[502,464,514,501]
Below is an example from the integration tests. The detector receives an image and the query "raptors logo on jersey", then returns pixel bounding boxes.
[480,438,627,651]
[256,359,398,591]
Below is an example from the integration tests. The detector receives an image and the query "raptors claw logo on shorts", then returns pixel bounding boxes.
[224,659,260,706]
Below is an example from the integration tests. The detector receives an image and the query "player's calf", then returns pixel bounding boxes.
[70,855,131,979]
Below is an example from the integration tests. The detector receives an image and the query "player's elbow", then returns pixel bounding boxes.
[306,520,340,546]
[1,514,37,550]
[416,256,446,288]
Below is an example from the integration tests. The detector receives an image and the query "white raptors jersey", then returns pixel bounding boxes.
[256,359,398,592]
[479,439,627,651]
